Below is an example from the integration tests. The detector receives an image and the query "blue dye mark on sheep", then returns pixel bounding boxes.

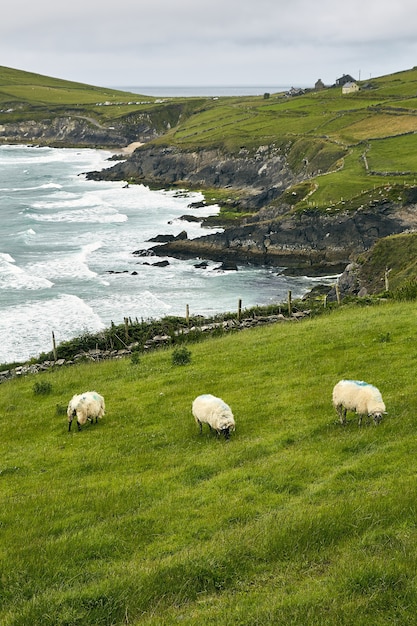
[346,380,370,387]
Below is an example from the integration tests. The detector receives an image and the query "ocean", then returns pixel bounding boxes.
[0,144,331,365]
[113,86,293,97]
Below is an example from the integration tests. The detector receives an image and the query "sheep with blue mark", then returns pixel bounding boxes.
[332,380,386,425]
[192,394,235,440]
[67,391,105,432]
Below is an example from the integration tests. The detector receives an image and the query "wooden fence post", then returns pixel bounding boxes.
[287,290,292,316]
[124,317,129,342]
[186,304,189,324]
[384,267,391,291]
[52,331,57,361]
[335,283,341,305]
[238,299,242,321]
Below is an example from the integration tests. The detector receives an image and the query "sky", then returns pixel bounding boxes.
[2,0,417,90]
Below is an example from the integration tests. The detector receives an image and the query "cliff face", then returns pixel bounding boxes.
[152,201,416,274]
[86,144,305,209]
[0,116,156,148]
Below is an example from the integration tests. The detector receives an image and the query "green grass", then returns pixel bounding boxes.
[1,300,417,624]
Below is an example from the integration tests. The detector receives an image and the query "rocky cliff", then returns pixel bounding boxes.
[0,115,158,148]
[86,144,306,210]
[87,144,417,275]
[150,200,417,274]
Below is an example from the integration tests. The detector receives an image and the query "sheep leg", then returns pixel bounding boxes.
[68,419,72,432]
[77,421,82,431]
[336,405,347,425]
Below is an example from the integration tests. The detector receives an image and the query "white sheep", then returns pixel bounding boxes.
[192,394,236,440]
[67,391,105,432]
[332,380,386,425]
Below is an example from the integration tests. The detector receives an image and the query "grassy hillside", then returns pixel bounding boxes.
[3,65,417,215]
[1,300,417,624]
[0,65,204,132]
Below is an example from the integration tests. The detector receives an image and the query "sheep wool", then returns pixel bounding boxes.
[67,391,105,432]
[192,394,235,439]
[332,380,386,425]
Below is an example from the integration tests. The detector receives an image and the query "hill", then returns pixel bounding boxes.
[0,65,204,148]
[1,300,417,624]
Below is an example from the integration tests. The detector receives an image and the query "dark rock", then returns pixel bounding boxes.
[152,260,170,267]
[174,230,188,240]
[132,249,156,256]
[179,214,201,222]
[148,234,176,242]
[214,261,238,271]
[327,262,362,300]
[188,200,208,208]
[194,261,209,269]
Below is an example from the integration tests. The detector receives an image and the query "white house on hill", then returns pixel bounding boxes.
[342,81,359,94]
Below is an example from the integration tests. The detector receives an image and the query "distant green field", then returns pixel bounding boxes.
[367,134,417,173]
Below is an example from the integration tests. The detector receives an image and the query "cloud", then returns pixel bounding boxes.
[1,0,417,87]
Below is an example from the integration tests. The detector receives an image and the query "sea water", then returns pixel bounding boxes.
[0,144,328,364]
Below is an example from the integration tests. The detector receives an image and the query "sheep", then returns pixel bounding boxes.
[332,380,386,425]
[67,391,105,432]
[192,394,235,440]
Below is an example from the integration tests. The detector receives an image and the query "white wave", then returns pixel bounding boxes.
[0,253,53,290]
[0,294,105,364]
[87,291,172,325]
[27,208,127,224]
[0,146,113,168]
[40,182,63,189]
[26,241,103,281]
[2,182,64,193]
[16,228,37,243]
[0,252,15,264]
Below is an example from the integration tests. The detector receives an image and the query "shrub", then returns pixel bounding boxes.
[391,279,417,301]
[33,380,52,395]
[55,403,67,416]
[131,351,141,365]
[172,346,192,366]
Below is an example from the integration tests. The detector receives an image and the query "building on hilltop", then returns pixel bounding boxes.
[314,79,326,90]
[286,86,306,97]
[335,74,356,86]
[342,81,360,94]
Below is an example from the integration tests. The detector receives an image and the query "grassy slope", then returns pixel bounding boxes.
[0,65,204,131]
[1,301,417,624]
[158,67,417,212]
[3,65,417,213]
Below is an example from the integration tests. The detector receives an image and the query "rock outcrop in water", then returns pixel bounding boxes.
[149,199,417,274]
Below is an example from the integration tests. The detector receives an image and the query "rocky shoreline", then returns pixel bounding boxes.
[86,144,417,277]
[3,117,417,282]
